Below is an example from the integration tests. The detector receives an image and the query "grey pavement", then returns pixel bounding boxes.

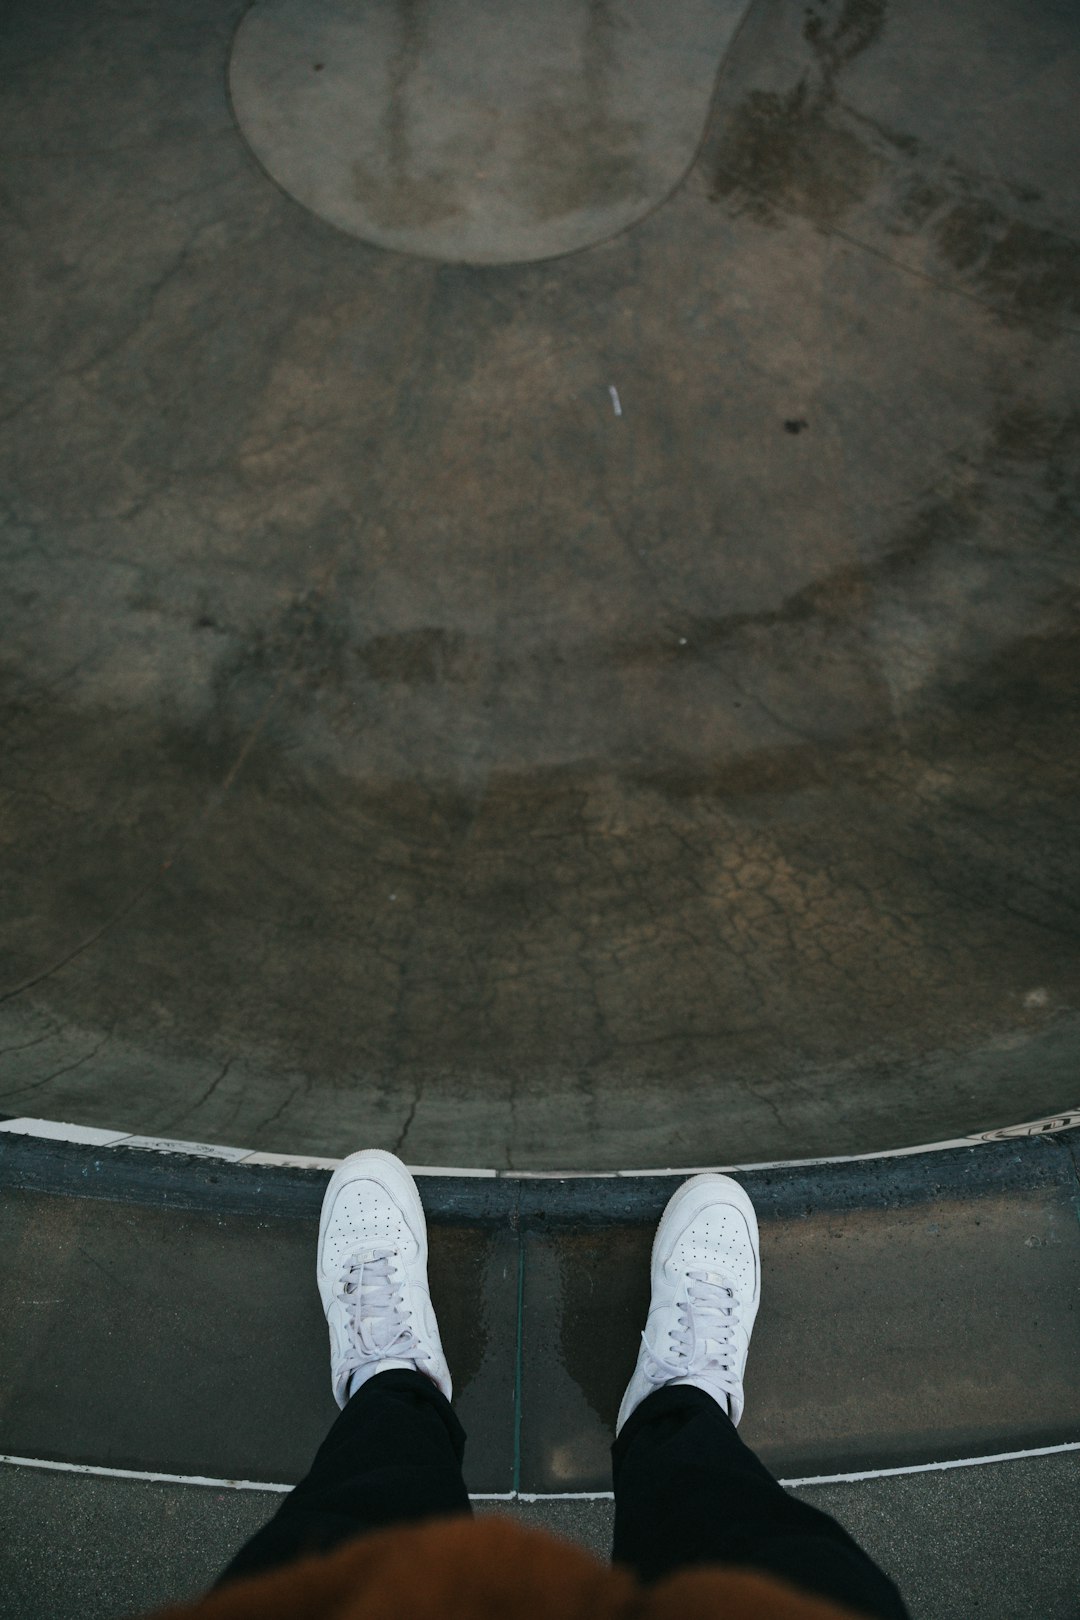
[1,0,1078,1168]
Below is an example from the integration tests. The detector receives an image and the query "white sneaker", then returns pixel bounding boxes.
[317,1148,452,1409]
[616,1173,760,1433]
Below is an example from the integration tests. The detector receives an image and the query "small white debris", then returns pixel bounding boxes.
[608,384,622,417]
[389,893,397,902]
[1023,987,1048,1008]
[678,637,688,646]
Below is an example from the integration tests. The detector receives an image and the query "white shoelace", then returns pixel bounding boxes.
[334,1246,421,1380]
[643,1267,742,1395]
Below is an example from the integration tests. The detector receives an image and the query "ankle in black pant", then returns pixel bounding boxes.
[613,1384,908,1619]
[218,1369,907,1620]
[215,1369,469,1587]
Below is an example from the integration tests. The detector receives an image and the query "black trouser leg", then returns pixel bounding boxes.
[612,1386,908,1620]
[216,1369,470,1587]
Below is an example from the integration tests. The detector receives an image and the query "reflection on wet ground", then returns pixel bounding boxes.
[518,1159,1080,1488]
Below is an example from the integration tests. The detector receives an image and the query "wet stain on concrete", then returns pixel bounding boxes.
[520,1225,647,1486]
[553,1227,649,1433]
[710,82,881,229]
[354,627,469,686]
[802,0,888,76]
[991,401,1076,468]
[710,0,887,227]
[706,0,1080,330]
[428,1225,489,1393]
[932,206,1080,328]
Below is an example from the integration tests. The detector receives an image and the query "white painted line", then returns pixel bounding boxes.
[385,1164,498,1180]
[0,1456,291,1492]
[4,1442,1077,1498]
[121,1136,253,1162]
[237,1152,348,1171]
[517,1490,616,1502]
[0,1119,129,1146]
[608,384,622,417]
[780,1442,1080,1488]
[1,1110,1077,1180]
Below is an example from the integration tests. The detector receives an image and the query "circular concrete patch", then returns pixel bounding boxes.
[228,0,748,263]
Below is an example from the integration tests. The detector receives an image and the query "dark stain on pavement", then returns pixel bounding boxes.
[933,205,1080,326]
[710,82,881,229]
[710,0,886,227]
[705,0,1080,329]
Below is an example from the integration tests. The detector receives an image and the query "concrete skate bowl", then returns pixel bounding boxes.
[1,0,1078,1169]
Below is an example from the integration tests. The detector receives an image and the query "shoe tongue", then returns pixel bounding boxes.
[357,1252,403,1346]
[691,1268,730,1293]
[361,1312,399,1350]
[699,1334,731,1358]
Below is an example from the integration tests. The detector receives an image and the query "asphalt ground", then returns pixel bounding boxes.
[2,1438,1078,1618]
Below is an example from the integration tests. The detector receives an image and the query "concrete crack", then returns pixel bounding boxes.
[394,1086,422,1157]
[745,1079,787,1133]
[256,1080,305,1139]
[0,1022,116,1102]
[0,1031,55,1061]
[163,1055,238,1133]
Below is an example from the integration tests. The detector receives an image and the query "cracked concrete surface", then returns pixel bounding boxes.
[1,0,1078,1167]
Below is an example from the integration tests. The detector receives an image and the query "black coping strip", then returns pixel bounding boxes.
[1063,1128,1080,1189]
[1,1130,1077,1225]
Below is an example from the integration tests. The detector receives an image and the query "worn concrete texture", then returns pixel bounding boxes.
[1,0,1079,1167]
